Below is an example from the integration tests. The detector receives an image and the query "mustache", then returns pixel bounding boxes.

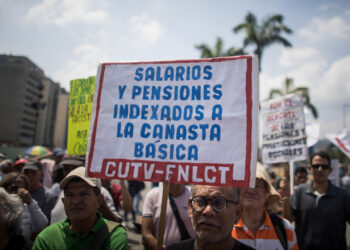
[70,206,84,210]
[242,189,258,196]
[197,217,220,227]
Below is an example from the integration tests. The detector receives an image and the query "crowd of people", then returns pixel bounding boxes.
[0,150,349,250]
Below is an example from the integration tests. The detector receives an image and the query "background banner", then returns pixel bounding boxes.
[261,93,308,164]
[327,129,350,159]
[67,76,95,155]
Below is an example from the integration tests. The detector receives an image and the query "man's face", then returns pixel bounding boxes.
[23,169,42,190]
[240,178,268,210]
[308,155,332,183]
[62,180,101,223]
[188,185,241,243]
[7,177,27,194]
[294,172,307,186]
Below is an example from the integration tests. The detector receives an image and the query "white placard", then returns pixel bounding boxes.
[261,94,308,164]
[86,56,259,187]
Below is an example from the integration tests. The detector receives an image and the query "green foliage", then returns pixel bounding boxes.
[195,37,245,58]
[233,12,292,71]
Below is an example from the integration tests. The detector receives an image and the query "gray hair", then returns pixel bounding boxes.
[0,187,23,236]
[0,159,13,174]
[191,185,240,203]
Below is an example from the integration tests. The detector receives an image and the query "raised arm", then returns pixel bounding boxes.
[119,180,133,212]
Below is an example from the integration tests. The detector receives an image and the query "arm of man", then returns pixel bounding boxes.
[142,216,158,250]
[282,188,298,222]
[18,188,49,232]
[119,180,133,212]
[100,187,122,222]
[27,199,49,232]
[99,195,122,223]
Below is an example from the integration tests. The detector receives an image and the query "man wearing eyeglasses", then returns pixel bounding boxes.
[167,185,254,250]
[285,151,350,250]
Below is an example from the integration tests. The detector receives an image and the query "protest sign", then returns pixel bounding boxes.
[86,56,259,187]
[327,129,350,159]
[67,76,95,155]
[261,93,308,164]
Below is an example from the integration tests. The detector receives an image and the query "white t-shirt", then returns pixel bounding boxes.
[142,186,195,246]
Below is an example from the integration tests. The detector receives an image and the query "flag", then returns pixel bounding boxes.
[327,129,350,159]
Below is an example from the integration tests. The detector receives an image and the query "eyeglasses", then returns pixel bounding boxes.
[311,164,330,170]
[190,196,238,212]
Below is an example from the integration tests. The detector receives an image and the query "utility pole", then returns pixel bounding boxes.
[343,104,349,129]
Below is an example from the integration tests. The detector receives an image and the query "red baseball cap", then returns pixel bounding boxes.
[14,159,28,166]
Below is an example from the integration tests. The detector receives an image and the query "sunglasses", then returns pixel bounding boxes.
[311,164,330,170]
[190,196,238,212]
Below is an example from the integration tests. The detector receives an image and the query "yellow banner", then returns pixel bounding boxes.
[67,76,95,155]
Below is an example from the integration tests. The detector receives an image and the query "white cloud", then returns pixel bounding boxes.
[320,55,350,105]
[279,47,321,68]
[130,13,163,46]
[318,4,330,11]
[24,0,107,26]
[53,43,111,90]
[299,17,350,42]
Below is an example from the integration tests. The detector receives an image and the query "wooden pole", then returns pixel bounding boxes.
[289,161,294,195]
[157,182,170,250]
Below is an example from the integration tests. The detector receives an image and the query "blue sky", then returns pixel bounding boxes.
[1,0,350,137]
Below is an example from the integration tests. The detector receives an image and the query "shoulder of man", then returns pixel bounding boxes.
[183,185,192,195]
[142,187,161,216]
[296,181,310,192]
[43,186,56,199]
[144,186,161,201]
[279,216,294,230]
[32,221,66,249]
[329,182,350,196]
[102,220,128,250]
[290,181,309,201]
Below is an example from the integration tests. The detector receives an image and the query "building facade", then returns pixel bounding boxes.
[0,54,68,148]
[53,88,69,148]
[35,77,60,147]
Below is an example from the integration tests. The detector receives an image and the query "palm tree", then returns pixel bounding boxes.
[268,77,318,119]
[195,37,245,58]
[233,12,292,71]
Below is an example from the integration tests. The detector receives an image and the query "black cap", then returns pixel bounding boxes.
[22,160,42,171]
[58,156,85,168]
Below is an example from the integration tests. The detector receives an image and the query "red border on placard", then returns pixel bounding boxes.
[87,56,253,186]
